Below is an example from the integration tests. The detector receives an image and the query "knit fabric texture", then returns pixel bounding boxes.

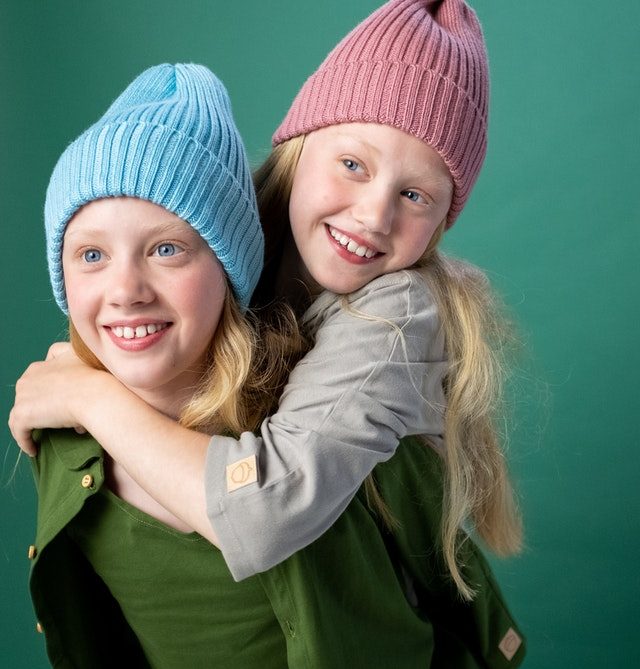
[45,63,263,312]
[273,0,489,225]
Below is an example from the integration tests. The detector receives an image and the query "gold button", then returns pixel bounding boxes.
[36,622,44,634]
[27,545,37,560]
[81,474,94,489]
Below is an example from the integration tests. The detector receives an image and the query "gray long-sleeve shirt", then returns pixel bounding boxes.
[205,269,447,580]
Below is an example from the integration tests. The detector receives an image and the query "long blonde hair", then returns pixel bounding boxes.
[69,283,304,437]
[253,137,523,600]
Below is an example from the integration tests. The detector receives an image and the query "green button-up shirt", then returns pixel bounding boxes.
[28,430,525,668]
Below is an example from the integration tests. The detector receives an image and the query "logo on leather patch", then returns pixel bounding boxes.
[226,455,258,492]
[498,627,522,661]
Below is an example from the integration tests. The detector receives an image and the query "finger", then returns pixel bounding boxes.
[21,437,38,457]
[74,426,87,435]
[16,430,38,457]
[8,409,37,457]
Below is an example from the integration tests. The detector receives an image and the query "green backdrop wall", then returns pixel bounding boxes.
[1,1,638,667]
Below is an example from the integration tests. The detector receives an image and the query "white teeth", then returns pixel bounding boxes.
[329,226,377,258]
[111,323,166,339]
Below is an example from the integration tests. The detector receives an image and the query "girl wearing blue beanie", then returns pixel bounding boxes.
[21,63,301,666]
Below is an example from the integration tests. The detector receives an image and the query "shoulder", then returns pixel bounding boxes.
[34,429,103,474]
[31,430,105,543]
[351,270,435,317]
[305,269,439,327]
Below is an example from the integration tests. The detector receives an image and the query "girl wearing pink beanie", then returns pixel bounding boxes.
[12,2,525,664]
[253,0,522,600]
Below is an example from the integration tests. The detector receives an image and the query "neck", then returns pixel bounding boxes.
[131,386,191,422]
[120,365,205,423]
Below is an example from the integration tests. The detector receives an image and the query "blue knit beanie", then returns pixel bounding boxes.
[45,63,263,312]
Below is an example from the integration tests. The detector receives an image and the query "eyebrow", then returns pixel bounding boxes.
[334,130,382,157]
[63,224,102,241]
[418,171,454,195]
[150,218,195,236]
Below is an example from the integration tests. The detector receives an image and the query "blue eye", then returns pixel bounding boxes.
[343,159,360,172]
[83,249,102,263]
[402,190,424,204]
[156,243,177,257]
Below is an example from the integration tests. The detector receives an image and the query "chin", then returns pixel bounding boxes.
[107,366,171,393]
[314,272,371,295]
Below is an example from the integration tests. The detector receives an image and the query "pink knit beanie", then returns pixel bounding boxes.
[273,0,489,225]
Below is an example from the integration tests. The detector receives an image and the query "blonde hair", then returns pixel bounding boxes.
[69,282,304,437]
[418,250,522,598]
[254,137,523,600]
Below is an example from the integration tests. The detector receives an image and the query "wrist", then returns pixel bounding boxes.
[72,368,121,426]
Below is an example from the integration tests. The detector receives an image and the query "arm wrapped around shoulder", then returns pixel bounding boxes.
[205,269,448,580]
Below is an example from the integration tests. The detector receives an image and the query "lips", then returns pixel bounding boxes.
[103,320,172,351]
[327,225,380,258]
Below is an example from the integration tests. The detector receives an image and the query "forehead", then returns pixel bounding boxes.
[64,196,198,241]
[307,122,452,184]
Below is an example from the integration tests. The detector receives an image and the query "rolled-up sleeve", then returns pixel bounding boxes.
[205,270,447,580]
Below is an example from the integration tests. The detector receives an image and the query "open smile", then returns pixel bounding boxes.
[326,225,381,259]
[103,321,172,351]
[109,322,169,340]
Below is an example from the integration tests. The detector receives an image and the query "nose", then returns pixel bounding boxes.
[106,260,155,308]
[351,186,395,235]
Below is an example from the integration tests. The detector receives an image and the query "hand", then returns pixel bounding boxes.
[8,343,100,456]
[45,343,88,437]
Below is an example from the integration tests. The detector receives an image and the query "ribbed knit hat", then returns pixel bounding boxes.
[273,0,489,225]
[45,63,263,312]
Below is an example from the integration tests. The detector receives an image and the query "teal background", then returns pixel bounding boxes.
[1,1,638,666]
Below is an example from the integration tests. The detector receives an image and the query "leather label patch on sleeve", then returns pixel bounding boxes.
[498,627,522,661]
[226,455,258,492]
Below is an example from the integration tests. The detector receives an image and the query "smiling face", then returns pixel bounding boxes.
[288,122,453,295]
[62,197,227,415]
